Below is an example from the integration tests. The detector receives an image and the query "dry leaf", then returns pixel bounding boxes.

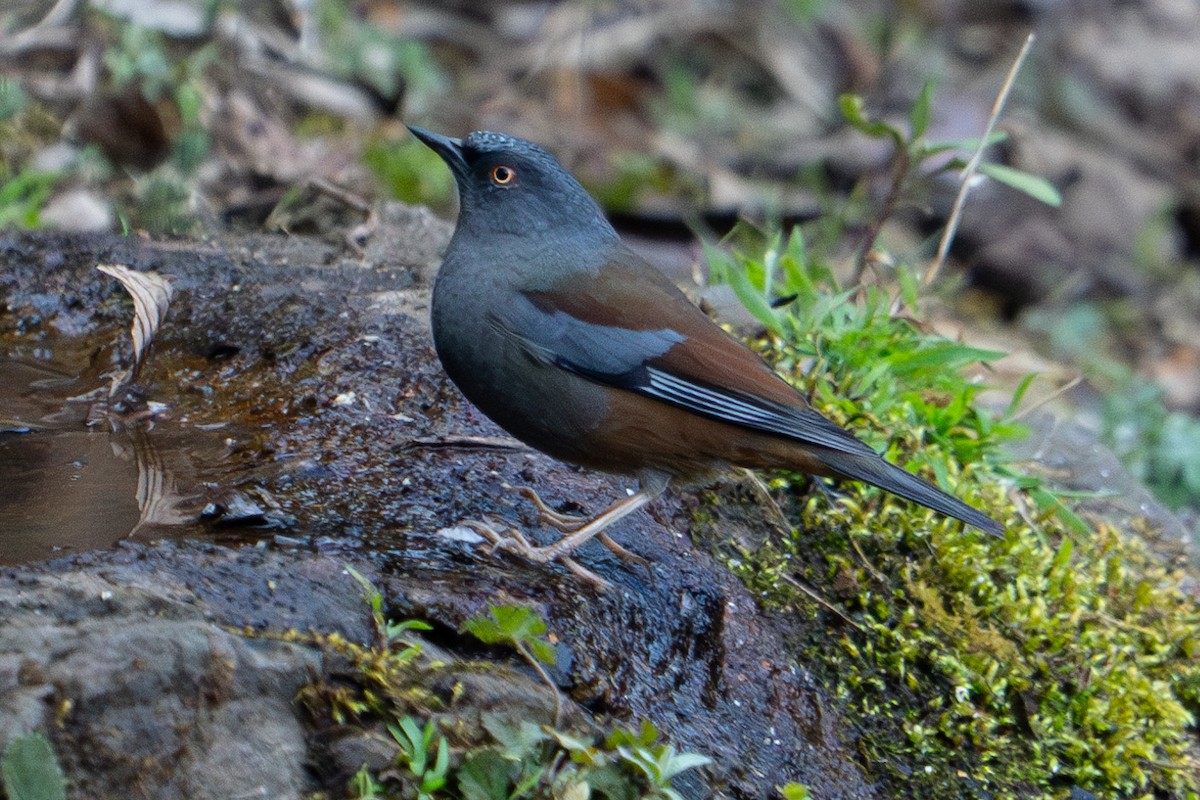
[97,264,174,390]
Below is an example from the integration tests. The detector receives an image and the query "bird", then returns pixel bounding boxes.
[409,126,1003,588]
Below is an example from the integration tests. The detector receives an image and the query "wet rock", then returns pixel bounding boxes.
[0,548,355,800]
[0,229,880,799]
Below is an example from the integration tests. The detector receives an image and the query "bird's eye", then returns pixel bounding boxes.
[490,165,516,185]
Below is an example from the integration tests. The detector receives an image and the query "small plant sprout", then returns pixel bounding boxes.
[838,33,1060,287]
[463,605,563,725]
[778,783,812,800]
[606,720,711,800]
[389,716,450,800]
[348,763,383,800]
[344,564,432,652]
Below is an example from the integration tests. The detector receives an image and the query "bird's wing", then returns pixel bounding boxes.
[490,249,880,457]
[491,248,1004,537]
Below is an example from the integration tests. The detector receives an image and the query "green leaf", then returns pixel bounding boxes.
[458,750,515,800]
[344,564,379,607]
[909,79,936,140]
[1,733,67,800]
[704,238,735,284]
[1003,372,1039,419]
[481,714,547,761]
[349,763,383,799]
[390,717,430,773]
[1029,487,1091,536]
[839,94,902,142]
[584,763,639,800]
[1050,536,1074,575]
[549,728,594,754]
[432,736,450,778]
[779,783,812,800]
[463,606,557,667]
[493,605,546,639]
[703,241,781,333]
[976,161,1063,207]
[656,748,712,781]
[386,618,432,639]
[761,231,782,301]
[919,131,1008,157]
[526,638,556,666]
[464,605,542,644]
[896,264,920,309]
[885,342,1005,373]
[634,718,659,747]
[511,762,547,799]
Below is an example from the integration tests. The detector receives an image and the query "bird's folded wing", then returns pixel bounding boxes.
[492,252,880,458]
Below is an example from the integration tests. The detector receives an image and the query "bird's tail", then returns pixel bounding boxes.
[817,450,1003,537]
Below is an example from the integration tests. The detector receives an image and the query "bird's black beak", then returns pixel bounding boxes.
[407,126,467,179]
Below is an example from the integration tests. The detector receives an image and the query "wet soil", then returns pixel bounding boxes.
[0,218,881,799]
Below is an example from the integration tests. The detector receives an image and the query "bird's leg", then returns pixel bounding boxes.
[514,485,650,568]
[474,473,668,588]
[464,519,613,590]
[495,488,655,564]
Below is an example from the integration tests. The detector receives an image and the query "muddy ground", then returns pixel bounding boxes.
[0,216,892,799]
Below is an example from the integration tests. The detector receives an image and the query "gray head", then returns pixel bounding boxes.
[408,127,617,243]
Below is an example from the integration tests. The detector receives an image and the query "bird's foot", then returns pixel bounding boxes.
[461,518,613,591]
[463,516,535,552]
[595,532,651,571]
[515,486,649,570]
[515,486,587,531]
[456,488,657,591]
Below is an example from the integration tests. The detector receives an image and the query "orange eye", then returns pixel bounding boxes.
[490,165,516,185]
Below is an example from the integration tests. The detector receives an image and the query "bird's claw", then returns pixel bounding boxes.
[597,533,651,572]
[461,518,532,554]
[513,486,646,572]
[459,517,614,590]
[514,486,588,532]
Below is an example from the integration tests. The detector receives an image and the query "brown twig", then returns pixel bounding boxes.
[779,574,863,630]
[923,31,1036,289]
[1008,373,1083,423]
[852,147,910,284]
[402,434,532,452]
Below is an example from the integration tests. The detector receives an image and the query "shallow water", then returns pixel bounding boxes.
[0,345,263,565]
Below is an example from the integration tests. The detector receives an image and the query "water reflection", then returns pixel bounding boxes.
[0,348,265,565]
[0,429,142,563]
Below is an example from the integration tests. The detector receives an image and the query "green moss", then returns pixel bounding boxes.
[709,227,1200,799]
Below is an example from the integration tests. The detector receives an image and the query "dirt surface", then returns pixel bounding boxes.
[0,221,884,799]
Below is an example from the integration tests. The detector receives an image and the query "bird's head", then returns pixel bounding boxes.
[408,127,616,242]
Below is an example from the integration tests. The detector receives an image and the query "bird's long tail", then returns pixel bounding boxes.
[817,450,1003,537]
